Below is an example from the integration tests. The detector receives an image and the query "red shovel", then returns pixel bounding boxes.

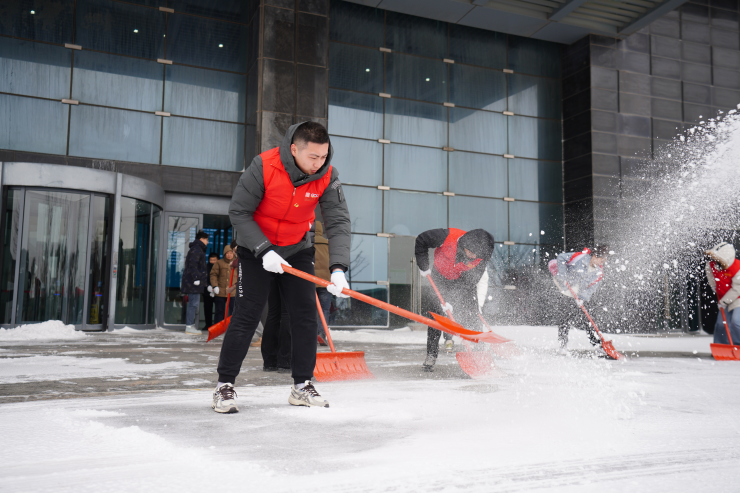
[566,282,624,360]
[206,267,234,342]
[710,307,740,361]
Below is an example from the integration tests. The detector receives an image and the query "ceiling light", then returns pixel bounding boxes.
[133,29,138,33]
[219,44,223,48]
[426,78,430,81]
[30,10,35,14]
[365,68,370,72]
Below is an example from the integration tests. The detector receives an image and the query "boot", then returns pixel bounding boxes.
[422,354,436,372]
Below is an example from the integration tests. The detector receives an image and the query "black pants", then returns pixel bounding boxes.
[557,298,600,348]
[217,247,317,385]
[422,284,479,358]
[261,278,292,369]
[214,296,234,324]
[203,294,214,329]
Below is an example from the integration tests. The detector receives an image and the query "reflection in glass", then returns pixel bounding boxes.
[73,50,163,112]
[76,0,165,59]
[330,136,382,186]
[165,65,246,122]
[162,116,244,171]
[167,14,248,72]
[0,0,74,44]
[385,98,447,147]
[170,0,250,23]
[449,152,507,198]
[17,191,90,324]
[449,196,508,242]
[384,190,446,236]
[69,105,161,164]
[508,74,561,119]
[0,190,22,324]
[331,282,388,326]
[328,43,382,94]
[116,198,151,325]
[385,11,447,59]
[508,116,562,161]
[450,108,507,155]
[202,214,233,259]
[449,24,506,69]
[343,186,382,234]
[348,234,388,282]
[509,201,563,245]
[449,64,506,111]
[508,36,561,78]
[329,0,384,47]
[508,159,563,203]
[87,195,109,326]
[328,89,383,140]
[0,37,71,100]
[385,144,446,192]
[386,53,447,103]
[0,94,69,156]
[165,216,199,324]
[147,207,161,325]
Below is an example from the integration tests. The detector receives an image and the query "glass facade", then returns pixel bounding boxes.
[0,0,254,171]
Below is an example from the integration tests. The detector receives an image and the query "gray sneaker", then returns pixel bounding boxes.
[212,383,238,413]
[185,325,202,335]
[288,381,329,408]
[422,354,436,372]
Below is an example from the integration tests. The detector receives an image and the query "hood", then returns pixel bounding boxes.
[223,245,232,255]
[278,122,334,187]
[706,242,736,269]
[457,229,495,261]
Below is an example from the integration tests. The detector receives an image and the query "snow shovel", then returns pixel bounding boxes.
[424,275,497,377]
[282,266,503,345]
[710,307,740,361]
[206,267,234,342]
[566,283,624,360]
[476,312,521,358]
[314,293,374,381]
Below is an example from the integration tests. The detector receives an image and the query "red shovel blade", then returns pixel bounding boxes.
[602,340,625,360]
[455,351,504,379]
[314,351,375,382]
[430,313,511,344]
[206,315,231,342]
[710,343,740,361]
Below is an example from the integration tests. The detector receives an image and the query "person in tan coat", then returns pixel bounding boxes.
[210,245,235,324]
[315,221,331,344]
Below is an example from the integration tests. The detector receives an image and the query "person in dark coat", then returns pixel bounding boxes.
[181,230,209,334]
[203,252,218,329]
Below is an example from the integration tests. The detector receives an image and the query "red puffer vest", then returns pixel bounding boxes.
[433,228,482,280]
[253,147,333,246]
[710,259,740,300]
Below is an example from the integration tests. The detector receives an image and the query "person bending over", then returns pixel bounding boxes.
[705,242,740,345]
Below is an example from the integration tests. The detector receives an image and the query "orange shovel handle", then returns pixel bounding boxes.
[566,282,607,343]
[425,275,474,352]
[720,307,734,346]
[316,292,337,354]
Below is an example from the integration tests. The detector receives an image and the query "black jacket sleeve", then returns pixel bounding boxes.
[415,229,449,271]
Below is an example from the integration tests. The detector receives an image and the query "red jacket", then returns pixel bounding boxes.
[253,147,333,247]
[710,259,740,300]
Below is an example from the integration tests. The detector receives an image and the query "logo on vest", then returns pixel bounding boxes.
[304,192,320,199]
[294,203,299,207]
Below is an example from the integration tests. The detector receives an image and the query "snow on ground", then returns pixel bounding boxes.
[1,328,739,492]
[0,320,86,341]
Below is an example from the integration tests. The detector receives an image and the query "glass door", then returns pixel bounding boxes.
[161,213,201,326]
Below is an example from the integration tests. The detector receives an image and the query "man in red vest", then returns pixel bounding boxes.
[212,122,350,413]
[705,242,740,345]
[415,228,495,371]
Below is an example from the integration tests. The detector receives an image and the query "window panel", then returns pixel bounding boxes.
[116,198,151,325]
[0,94,68,155]
[328,89,383,139]
[384,190,446,236]
[385,98,447,147]
[162,116,244,171]
[0,0,74,44]
[167,14,248,72]
[73,50,163,112]
[170,0,250,23]
[328,43,382,93]
[449,24,506,69]
[0,37,71,100]
[508,116,562,161]
[165,65,246,122]
[343,185,382,233]
[508,159,563,202]
[384,144,446,192]
[385,53,447,103]
[385,11,447,59]
[508,74,561,119]
[449,151,507,198]
[330,136,382,186]
[75,0,165,59]
[328,0,383,47]
[508,36,561,78]
[449,196,508,242]
[449,64,506,111]
[348,234,387,282]
[509,201,563,245]
[69,105,161,164]
[450,108,507,154]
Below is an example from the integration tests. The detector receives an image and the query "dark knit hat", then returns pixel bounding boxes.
[458,229,495,260]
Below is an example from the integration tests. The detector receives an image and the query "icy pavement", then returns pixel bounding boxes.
[1,325,739,492]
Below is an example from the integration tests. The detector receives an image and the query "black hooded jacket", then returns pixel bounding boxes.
[181,240,208,295]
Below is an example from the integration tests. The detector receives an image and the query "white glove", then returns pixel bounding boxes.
[420,268,431,278]
[209,292,215,298]
[576,299,584,307]
[194,280,200,286]
[207,285,213,293]
[214,286,220,295]
[262,250,290,274]
[328,271,350,298]
[441,302,453,314]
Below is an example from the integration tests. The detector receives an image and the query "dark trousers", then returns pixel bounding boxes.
[557,297,600,347]
[421,284,479,358]
[261,279,292,369]
[203,294,214,329]
[214,296,234,324]
[316,287,331,338]
[217,247,318,385]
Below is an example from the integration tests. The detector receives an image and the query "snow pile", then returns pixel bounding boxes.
[0,321,86,341]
